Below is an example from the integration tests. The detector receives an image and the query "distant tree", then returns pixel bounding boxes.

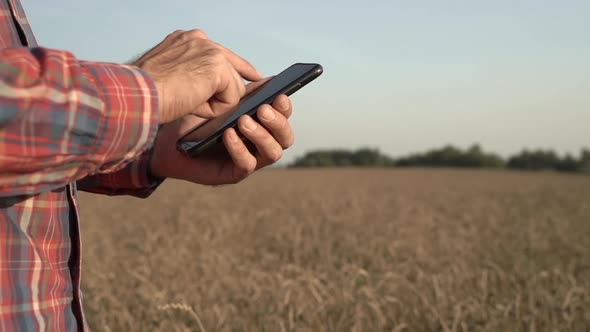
[507,149,561,171]
[288,145,590,174]
[579,149,590,173]
[289,148,394,168]
[506,148,590,173]
[352,148,395,166]
[555,154,579,172]
[395,144,504,168]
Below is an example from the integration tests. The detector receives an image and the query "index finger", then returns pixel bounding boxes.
[244,77,272,95]
[216,42,263,82]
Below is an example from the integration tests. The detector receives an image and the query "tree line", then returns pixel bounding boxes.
[288,145,590,174]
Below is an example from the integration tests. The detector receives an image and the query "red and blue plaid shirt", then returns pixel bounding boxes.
[0,1,162,330]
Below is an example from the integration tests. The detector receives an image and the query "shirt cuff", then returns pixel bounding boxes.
[80,62,159,174]
[76,147,165,198]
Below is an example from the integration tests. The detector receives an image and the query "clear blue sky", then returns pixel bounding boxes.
[24,0,590,162]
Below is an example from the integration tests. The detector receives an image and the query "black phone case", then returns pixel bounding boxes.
[176,63,323,158]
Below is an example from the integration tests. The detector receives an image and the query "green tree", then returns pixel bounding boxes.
[289,145,590,174]
[507,149,561,171]
[579,149,590,173]
[395,144,504,168]
[555,154,579,172]
[289,148,394,168]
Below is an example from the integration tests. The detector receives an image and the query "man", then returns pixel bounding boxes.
[0,1,295,331]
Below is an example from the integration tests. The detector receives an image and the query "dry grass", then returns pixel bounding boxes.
[78,169,590,331]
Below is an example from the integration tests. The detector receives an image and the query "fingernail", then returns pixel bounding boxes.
[243,116,257,131]
[278,97,289,110]
[260,106,276,121]
[229,130,239,143]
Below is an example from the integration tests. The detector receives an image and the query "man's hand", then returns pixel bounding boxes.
[150,94,294,185]
[133,29,262,123]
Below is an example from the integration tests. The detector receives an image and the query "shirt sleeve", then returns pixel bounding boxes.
[0,47,159,197]
[77,148,165,198]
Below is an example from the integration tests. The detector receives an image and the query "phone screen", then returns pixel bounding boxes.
[178,63,322,154]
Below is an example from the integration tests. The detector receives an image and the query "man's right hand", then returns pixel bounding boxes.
[132,29,262,124]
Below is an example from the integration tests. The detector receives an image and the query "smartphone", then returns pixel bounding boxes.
[176,63,323,157]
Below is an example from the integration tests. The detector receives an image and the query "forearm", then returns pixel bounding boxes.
[0,47,158,197]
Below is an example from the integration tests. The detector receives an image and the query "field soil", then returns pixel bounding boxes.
[78,169,590,331]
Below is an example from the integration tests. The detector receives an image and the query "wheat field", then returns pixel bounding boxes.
[78,169,590,331]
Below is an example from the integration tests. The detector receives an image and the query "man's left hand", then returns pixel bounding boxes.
[149,94,294,185]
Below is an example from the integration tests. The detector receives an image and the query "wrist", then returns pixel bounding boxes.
[133,63,168,124]
[148,129,166,179]
[154,81,168,123]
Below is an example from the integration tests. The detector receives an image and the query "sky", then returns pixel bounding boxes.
[24,0,590,162]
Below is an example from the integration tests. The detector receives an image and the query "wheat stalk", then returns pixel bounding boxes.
[157,302,207,332]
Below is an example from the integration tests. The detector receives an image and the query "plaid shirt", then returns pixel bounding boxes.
[0,1,162,331]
